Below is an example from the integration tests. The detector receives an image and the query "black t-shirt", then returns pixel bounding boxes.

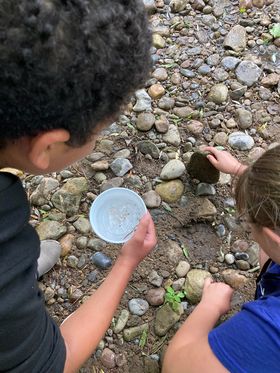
[0,172,66,372]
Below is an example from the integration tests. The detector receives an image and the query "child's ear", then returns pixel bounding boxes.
[262,227,280,248]
[28,129,70,170]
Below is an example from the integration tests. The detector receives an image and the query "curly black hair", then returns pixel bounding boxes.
[0,0,151,147]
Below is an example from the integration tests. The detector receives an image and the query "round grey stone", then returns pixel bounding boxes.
[160,159,186,180]
[128,298,149,316]
[236,61,262,87]
[228,132,254,150]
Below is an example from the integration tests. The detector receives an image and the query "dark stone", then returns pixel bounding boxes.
[187,152,220,183]
[91,252,112,269]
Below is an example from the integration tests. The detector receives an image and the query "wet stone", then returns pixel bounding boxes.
[196,183,216,196]
[187,152,220,183]
[91,252,112,269]
[235,252,250,261]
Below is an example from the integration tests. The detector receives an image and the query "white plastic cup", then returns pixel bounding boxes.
[89,187,147,244]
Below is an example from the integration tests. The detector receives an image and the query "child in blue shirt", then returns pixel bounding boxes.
[163,145,280,373]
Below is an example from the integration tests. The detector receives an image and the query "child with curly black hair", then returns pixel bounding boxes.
[163,146,280,373]
[0,1,157,372]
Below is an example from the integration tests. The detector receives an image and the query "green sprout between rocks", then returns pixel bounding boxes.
[181,244,190,259]
[164,286,186,313]
[239,7,246,13]
[139,328,148,349]
[270,23,280,39]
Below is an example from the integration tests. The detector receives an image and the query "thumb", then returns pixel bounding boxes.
[204,277,213,289]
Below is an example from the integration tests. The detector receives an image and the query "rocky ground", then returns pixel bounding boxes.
[23,0,280,371]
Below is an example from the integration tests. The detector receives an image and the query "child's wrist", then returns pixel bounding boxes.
[198,300,224,319]
[117,253,138,271]
[234,163,247,176]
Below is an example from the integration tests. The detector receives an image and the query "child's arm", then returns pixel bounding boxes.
[60,213,157,373]
[163,278,233,373]
[204,146,247,176]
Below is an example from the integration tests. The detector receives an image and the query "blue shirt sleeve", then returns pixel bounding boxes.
[208,297,280,373]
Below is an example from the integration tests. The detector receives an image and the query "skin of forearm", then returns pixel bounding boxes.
[235,164,247,176]
[167,302,221,351]
[60,255,136,373]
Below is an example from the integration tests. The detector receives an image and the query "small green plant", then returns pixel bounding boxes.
[181,244,189,259]
[239,7,246,13]
[164,286,186,313]
[139,329,148,349]
[270,23,280,39]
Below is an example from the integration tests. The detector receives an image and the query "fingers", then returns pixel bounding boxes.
[145,214,157,246]
[206,154,218,167]
[133,213,150,241]
[203,277,213,289]
[204,146,221,158]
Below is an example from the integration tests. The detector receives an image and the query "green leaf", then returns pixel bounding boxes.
[177,292,185,298]
[166,286,175,295]
[139,329,148,349]
[270,24,280,38]
[181,245,189,259]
